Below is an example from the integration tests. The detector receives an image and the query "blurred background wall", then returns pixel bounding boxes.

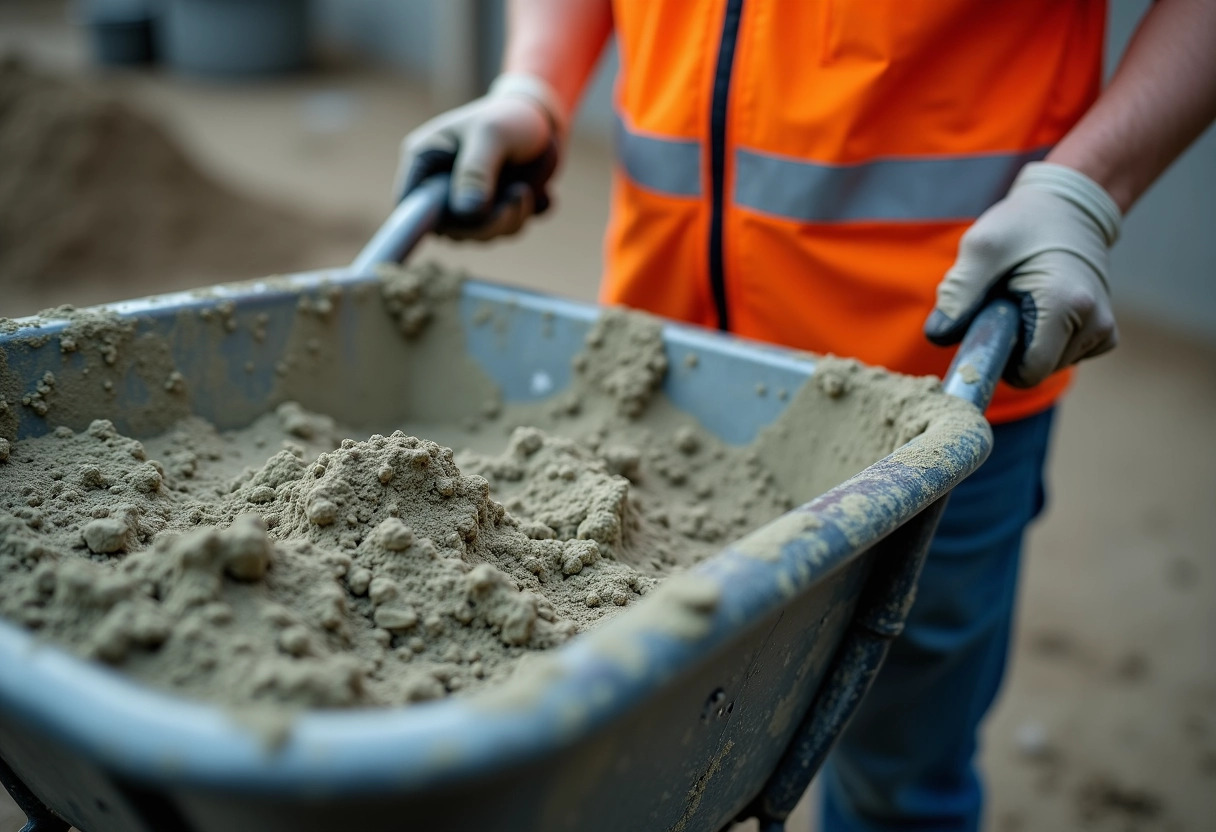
[1102,1,1216,343]
[316,0,1216,344]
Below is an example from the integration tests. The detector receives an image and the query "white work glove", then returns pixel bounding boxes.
[924,162,1123,388]
[394,73,564,241]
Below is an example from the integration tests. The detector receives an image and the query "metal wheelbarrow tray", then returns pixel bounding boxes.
[0,180,1019,832]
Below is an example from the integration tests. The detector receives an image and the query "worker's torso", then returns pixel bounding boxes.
[602,0,1106,422]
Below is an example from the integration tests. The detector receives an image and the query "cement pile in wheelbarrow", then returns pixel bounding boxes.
[0,264,961,716]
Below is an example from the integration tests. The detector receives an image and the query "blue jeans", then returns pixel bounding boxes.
[820,409,1055,831]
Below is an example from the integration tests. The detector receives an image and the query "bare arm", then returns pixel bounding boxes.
[395,0,612,235]
[503,0,614,121]
[1048,0,1216,213]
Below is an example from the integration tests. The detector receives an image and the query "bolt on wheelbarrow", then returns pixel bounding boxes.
[0,173,1020,832]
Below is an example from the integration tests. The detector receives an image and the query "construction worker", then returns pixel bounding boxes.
[396,1,1216,828]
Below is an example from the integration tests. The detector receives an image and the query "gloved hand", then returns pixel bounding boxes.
[924,161,1123,388]
[394,73,564,241]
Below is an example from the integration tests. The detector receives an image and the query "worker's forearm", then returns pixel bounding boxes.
[503,0,613,119]
[1047,0,1216,213]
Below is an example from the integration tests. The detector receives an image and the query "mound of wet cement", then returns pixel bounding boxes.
[0,264,965,715]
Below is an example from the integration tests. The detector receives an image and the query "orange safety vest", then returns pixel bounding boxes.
[601,0,1106,424]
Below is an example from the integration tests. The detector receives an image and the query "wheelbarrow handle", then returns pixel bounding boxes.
[350,174,451,274]
[351,146,559,275]
[941,298,1020,412]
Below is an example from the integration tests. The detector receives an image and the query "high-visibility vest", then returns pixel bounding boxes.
[601,0,1106,424]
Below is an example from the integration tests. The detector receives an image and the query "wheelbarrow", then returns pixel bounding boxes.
[0,173,1020,832]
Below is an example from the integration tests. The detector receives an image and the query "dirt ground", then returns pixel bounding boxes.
[1,5,1213,831]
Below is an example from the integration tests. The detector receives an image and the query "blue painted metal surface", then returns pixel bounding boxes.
[0,178,1016,832]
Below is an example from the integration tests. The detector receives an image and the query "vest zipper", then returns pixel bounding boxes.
[708,0,745,331]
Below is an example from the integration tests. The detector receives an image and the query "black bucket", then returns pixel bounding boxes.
[159,0,309,78]
[82,3,157,66]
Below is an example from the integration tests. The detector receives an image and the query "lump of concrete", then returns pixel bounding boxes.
[220,514,273,581]
[82,517,129,554]
[578,309,668,418]
[276,401,336,442]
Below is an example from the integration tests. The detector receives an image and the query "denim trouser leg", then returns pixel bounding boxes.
[820,409,1055,831]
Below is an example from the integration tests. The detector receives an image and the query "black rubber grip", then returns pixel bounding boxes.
[400,142,559,232]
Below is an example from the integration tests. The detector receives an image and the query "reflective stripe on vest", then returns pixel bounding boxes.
[614,115,702,198]
[604,0,1105,425]
[615,115,1050,222]
[734,146,1051,222]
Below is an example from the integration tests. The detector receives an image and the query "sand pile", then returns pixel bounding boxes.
[0,59,361,298]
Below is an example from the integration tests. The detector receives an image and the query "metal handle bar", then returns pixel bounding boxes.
[350,174,450,274]
[941,298,1020,411]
